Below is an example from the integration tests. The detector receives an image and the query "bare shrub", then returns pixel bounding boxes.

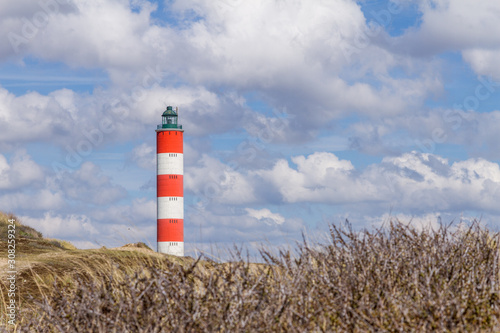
[10,220,500,332]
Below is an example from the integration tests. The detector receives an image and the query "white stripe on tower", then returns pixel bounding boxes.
[157,197,184,219]
[157,153,183,175]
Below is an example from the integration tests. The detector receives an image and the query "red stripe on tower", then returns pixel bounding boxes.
[156,106,184,256]
[157,175,183,197]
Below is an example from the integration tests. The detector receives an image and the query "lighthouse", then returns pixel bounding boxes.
[156,106,184,256]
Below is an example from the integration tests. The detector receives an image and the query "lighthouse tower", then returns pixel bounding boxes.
[156,106,184,256]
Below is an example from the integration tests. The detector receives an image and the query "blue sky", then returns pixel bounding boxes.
[2,0,500,257]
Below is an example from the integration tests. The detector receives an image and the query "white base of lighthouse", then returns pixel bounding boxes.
[158,242,184,256]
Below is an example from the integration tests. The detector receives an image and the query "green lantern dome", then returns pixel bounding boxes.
[160,106,182,129]
[162,106,177,117]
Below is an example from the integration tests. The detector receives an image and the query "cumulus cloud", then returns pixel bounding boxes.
[46,198,158,247]
[2,0,158,72]
[180,148,500,217]
[390,1,500,55]
[462,49,500,80]
[187,204,304,246]
[185,154,256,205]
[0,189,66,212]
[342,104,500,157]
[163,0,440,140]
[0,0,77,60]
[0,83,252,152]
[248,151,500,215]
[245,208,285,226]
[54,161,127,205]
[129,85,249,137]
[0,150,44,190]
[256,152,378,203]
[82,198,155,247]
[0,151,130,213]
[0,87,100,148]
[0,0,444,149]
[171,0,364,83]
[21,212,98,239]
[367,152,500,213]
[0,151,65,213]
[389,1,500,79]
[130,143,155,170]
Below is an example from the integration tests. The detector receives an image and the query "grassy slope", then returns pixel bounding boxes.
[0,212,207,328]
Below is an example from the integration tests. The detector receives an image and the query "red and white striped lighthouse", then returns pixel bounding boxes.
[156,106,184,256]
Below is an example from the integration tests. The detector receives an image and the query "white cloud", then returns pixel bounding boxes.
[0,83,252,151]
[64,198,156,248]
[185,154,256,205]
[55,161,127,205]
[252,150,500,215]
[180,148,500,217]
[0,150,44,189]
[391,1,500,54]
[90,198,156,226]
[130,143,155,170]
[0,0,77,60]
[127,85,247,136]
[171,0,364,83]
[19,198,157,248]
[256,152,378,203]
[12,0,157,71]
[0,189,65,212]
[245,208,285,226]
[371,152,500,213]
[0,87,87,147]
[0,151,128,212]
[21,212,98,239]
[389,1,500,78]
[0,0,445,149]
[0,151,66,213]
[163,0,439,139]
[187,204,304,245]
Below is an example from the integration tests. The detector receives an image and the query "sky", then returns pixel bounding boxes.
[2,0,500,258]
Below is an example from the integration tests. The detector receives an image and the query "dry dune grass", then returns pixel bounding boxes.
[1,212,500,332]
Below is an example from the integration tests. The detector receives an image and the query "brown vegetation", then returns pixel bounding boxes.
[1,212,500,332]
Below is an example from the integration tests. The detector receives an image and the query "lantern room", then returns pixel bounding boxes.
[160,106,182,129]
